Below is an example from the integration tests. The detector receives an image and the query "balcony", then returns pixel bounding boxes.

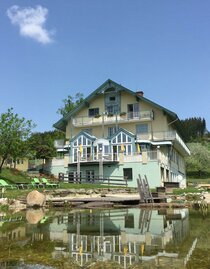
[69,150,163,165]
[72,111,153,127]
[136,131,190,156]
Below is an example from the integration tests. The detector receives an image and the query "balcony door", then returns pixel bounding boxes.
[127,103,139,119]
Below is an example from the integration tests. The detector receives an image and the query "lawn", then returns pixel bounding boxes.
[0,168,31,184]
[0,168,126,199]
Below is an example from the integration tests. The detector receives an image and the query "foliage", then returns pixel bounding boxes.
[57,92,84,116]
[173,187,203,195]
[0,108,35,173]
[0,204,9,212]
[186,143,210,177]
[179,117,206,142]
[28,130,65,161]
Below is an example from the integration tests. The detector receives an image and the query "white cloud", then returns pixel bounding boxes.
[7,5,54,44]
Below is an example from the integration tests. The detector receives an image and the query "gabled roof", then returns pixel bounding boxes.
[109,128,135,140]
[70,131,96,143]
[54,79,178,132]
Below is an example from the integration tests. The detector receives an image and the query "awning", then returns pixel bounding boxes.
[57,148,68,152]
[135,140,172,146]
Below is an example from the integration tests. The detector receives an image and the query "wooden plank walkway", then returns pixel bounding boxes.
[47,196,140,203]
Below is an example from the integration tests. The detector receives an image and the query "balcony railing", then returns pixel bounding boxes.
[69,150,165,164]
[72,111,153,127]
[136,131,190,155]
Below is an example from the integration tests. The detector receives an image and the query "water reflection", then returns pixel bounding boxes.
[62,208,189,267]
[0,207,207,268]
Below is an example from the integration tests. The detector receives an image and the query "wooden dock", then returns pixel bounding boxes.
[46,195,187,209]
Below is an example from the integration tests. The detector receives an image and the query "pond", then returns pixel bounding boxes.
[0,206,209,269]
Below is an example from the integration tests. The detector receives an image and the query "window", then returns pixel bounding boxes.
[111,132,133,144]
[107,105,119,114]
[108,126,118,137]
[105,91,120,114]
[136,124,148,134]
[127,145,132,155]
[109,96,116,102]
[122,133,126,143]
[86,170,94,181]
[125,214,134,228]
[88,108,99,117]
[123,168,133,180]
[117,134,121,143]
[104,145,109,154]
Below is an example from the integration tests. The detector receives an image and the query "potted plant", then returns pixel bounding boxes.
[120,112,126,116]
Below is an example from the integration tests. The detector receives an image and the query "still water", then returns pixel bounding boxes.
[0,207,209,269]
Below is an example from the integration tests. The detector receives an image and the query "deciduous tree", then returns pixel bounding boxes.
[0,108,35,172]
[57,93,84,116]
[186,143,210,177]
[28,130,65,169]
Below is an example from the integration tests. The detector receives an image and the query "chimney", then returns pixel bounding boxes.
[136,91,144,97]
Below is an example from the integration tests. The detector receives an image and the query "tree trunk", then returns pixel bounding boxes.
[0,156,6,173]
[13,158,16,169]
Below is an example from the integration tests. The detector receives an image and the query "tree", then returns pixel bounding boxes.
[179,117,206,142]
[186,143,210,177]
[0,108,35,173]
[28,130,65,169]
[57,93,84,116]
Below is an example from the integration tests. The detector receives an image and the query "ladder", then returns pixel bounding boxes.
[137,174,154,203]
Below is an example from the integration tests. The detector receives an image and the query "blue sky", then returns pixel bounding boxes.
[0,0,210,132]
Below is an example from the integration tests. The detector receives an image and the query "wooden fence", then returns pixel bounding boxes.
[58,173,128,187]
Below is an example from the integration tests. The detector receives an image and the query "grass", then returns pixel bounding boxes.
[0,168,129,200]
[1,168,210,199]
[0,168,31,184]
[172,187,203,195]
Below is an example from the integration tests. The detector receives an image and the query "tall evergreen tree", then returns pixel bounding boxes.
[179,117,206,142]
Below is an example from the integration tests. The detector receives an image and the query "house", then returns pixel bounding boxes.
[2,158,29,172]
[53,79,190,188]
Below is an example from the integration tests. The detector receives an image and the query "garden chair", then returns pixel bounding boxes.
[41,178,59,188]
[31,178,44,188]
[0,179,18,190]
[40,216,49,224]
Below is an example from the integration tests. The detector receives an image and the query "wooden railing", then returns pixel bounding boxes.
[58,173,128,187]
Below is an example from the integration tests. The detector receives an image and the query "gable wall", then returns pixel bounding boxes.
[66,91,172,140]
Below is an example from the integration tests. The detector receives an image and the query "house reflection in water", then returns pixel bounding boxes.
[48,208,189,267]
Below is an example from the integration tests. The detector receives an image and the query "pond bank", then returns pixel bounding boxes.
[1,188,209,212]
